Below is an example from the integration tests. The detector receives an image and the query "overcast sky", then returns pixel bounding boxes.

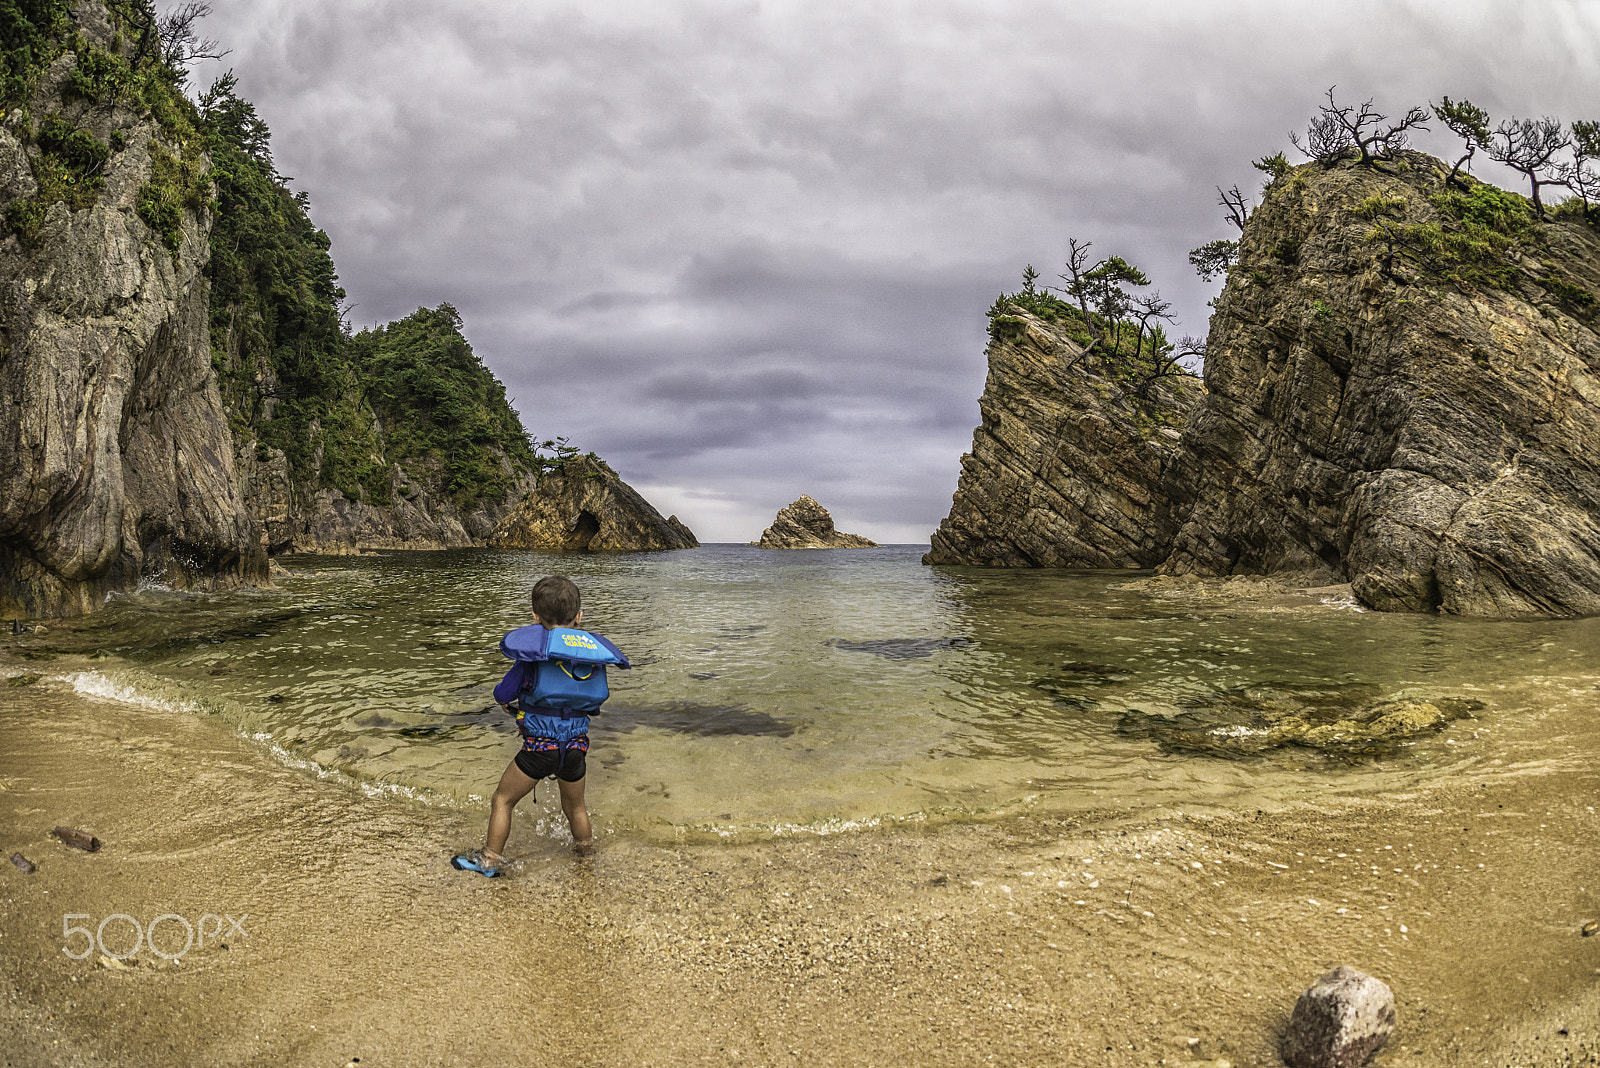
[187,0,1599,543]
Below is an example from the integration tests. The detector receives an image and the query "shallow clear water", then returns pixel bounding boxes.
[15,546,1600,841]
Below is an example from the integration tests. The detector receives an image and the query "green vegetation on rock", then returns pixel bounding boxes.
[1360,179,1543,290]
[198,72,373,496]
[349,304,538,512]
[5,113,108,246]
[0,0,71,103]
[986,246,1201,414]
[1187,90,1598,326]
[197,72,539,513]
[3,2,210,258]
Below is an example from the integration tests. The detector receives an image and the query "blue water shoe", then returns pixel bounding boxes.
[450,851,501,877]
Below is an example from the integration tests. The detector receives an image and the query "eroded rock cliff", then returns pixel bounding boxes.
[0,6,692,616]
[194,299,541,562]
[1164,158,1600,616]
[0,5,264,617]
[758,495,877,548]
[488,456,698,552]
[924,310,1200,566]
[928,156,1600,618]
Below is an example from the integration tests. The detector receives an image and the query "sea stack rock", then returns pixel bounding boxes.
[924,308,1200,567]
[1163,155,1600,616]
[758,496,877,548]
[489,455,698,551]
[1281,966,1396,1068]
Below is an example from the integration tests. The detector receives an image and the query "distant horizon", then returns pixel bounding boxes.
[686,541,932,548]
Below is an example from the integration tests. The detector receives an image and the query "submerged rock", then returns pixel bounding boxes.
[1115,690,1480,760]
[1281,965,1395,1068]
[758,496,877,548]
[824,637,971,659]
[489,456,698,552]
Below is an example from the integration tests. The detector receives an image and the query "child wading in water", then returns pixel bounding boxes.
[453,575,629,876]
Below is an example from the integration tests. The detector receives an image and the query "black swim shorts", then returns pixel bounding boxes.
[514,745,586,783]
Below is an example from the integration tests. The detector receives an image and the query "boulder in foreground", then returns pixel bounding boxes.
[1281,965,1395,1068]
[489,456,698,551]
[758,496,878,548]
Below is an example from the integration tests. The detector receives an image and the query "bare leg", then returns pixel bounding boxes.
[484,760,539,861]
[557,775,592,853]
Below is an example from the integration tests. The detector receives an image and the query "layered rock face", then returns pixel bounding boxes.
[237,445,535,556]
[0,15,264,617]
[924,311,1200,566]
[489,456,698,551]
[930,158,1600,618]
[758,495,877,548]
[1164,160,1600,616]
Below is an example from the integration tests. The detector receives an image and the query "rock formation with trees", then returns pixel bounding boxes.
[0,1,689,618]
[931,90,1600,618]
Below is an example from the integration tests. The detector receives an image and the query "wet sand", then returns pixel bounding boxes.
[3,668,1599,1067]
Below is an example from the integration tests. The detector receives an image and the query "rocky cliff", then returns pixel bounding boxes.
[0,4,686,617]
[488,456,698,551]
[924,310,1200,566]
[929,156,1600,617]
[223,303,540,555]
[758,495,877,548]
[0,2,264,617]
[1164,157,1600,616]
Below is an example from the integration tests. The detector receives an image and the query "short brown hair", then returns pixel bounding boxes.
[531,575,581,626]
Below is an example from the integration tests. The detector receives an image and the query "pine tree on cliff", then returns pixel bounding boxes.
[1290,87,1429,167]
[1570,120,1600,220]
[1487,116,1572,217]
[1188,185,1249,282]
[1433,96,1492,188]
[1057,239,1149,359]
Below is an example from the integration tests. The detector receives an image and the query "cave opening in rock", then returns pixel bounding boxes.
[565,511,601,551]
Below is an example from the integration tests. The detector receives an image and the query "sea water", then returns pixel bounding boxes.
[15,545,1600,841]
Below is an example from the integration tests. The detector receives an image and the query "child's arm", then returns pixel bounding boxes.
[492,662,529,715]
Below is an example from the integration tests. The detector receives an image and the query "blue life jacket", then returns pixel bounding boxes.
[499,625,630,748]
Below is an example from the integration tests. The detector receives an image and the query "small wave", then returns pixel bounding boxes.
[244,732,468,808]
[66,671,207,717]
[674,813,895,840]
[61,669,466,809]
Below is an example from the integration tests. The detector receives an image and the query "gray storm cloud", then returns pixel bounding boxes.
[190,0,1598,541]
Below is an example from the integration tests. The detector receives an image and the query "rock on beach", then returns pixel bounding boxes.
[1281,965,1396,1068]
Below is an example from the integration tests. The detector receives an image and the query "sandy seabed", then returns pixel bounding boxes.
[2,666,1599,1068]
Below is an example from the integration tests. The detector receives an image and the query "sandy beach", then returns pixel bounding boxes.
[3,664,1599,1068]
